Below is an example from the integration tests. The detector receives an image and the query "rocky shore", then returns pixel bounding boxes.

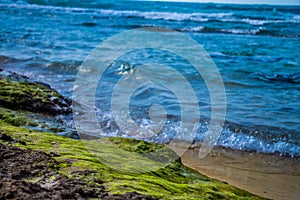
[0,69,266,200]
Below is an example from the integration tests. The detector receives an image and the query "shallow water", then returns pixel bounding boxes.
[0,0,299,157]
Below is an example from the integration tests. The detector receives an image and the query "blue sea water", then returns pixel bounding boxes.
[0,0,299,157]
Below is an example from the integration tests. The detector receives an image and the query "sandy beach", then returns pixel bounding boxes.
[181,146,300,200]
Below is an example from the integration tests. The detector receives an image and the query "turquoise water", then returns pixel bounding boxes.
[0,0,299,157]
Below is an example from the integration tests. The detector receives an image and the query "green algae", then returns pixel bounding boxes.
[0,106,38,127]
[0,120,266,200]
[109,137,164,153]
[0,78,71,115]
[0,106,73,135]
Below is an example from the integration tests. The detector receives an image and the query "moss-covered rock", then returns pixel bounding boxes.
[0,106,39,127]
[0,137,157,200]
[0,121,267,200]
[0,77,71,115]
[0,70,74,136]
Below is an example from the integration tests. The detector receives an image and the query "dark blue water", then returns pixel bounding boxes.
[0,0,299,157]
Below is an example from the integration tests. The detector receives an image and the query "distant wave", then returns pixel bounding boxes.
[204,3,300,13]
[8,0,300,13]
[221,17,300,25]
[1,2,299,39]
[0,3,230,21]
[1,3,299,26]
[181,26,261,34]
[253,72,300,84]
[112,24,298,37]
[179,26,291,37]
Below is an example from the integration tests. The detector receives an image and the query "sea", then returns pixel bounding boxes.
[0,0,299,157]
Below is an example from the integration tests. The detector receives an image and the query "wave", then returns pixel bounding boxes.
[1,3,299,26]
[0,55,22,65]
[9,0,300,13]
[0,55,81,73]
[253,72,300,84]
[217,126,300,158]
[222,17,300,25]
[179,26,289,37]
[204,3,300,13]
[112,24,298,37]
[96,112,300,158]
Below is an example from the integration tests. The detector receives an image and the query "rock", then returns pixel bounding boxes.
[0,143,159,200]
[0,143,105,199]
[103,192,159,200]
[0,77,72,115]
[0,133,14,142]
[18,140,26,145]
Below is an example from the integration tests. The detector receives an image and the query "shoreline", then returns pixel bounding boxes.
[0,70,266,199]
[181,145,300,200]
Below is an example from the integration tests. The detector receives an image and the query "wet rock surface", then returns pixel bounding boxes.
[0,70,72,115]
[0,143,100,199]
[103,192,159,200]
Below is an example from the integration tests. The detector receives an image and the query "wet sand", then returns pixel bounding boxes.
[181,146,300,200]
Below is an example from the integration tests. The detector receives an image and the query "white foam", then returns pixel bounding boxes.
[96,113,300,157]
[218,127,300,158]
[99,9,232,22]
[0,3,231,22]
[2,3,298,26]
